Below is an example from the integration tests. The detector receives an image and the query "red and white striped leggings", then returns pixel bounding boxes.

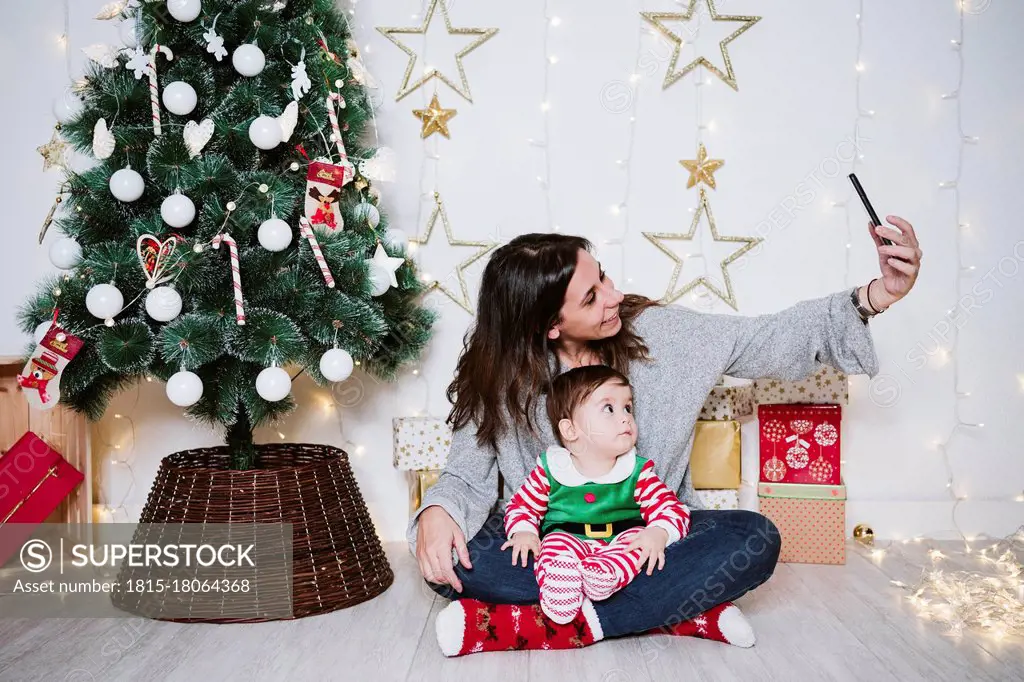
[535,528,646,622]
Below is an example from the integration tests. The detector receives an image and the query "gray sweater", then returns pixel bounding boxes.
[406,287,879,557]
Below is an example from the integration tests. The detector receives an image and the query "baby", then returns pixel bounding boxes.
[502,365,691,624]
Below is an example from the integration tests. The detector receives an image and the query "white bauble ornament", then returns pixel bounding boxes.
[119,19,138,48]
[248,115,281,150]
[319,348,354,383]
[145,286,182,322]
[383,228,408,250]
[367,263,391,297]
[49,237,82,270]
[86,283,123,322]
[258,217,292,252]
[232,43,266,77]
[161,192,196,228]
[357,202,381,229]
[162,81,197,116]
[256,366,291,402]
[52,89,83,123]
[33,321,52,345]
[166,370,203,407]
[109,166,145,202]
[166,0,201,23]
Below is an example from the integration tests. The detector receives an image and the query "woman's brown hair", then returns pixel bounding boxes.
[446,233,657,448]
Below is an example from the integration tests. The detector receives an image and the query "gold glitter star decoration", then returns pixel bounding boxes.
[409,192,497,314]
[642,188,763,310]
[413,94,457,139]
[681,143,725,190]
[641,0,761,91]
[37,126,70,172]
[377,0,498,102]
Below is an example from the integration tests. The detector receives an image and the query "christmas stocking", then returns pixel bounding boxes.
[16,324,84,410]
[436,598,755,657]
[305,159,354,231]
[436,598,603,656]
[643,601,756,648]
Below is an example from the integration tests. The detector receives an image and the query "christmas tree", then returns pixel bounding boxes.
[19,0,434,469]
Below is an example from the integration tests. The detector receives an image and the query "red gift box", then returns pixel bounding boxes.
[0,431,84,567]
[758,404,841,485]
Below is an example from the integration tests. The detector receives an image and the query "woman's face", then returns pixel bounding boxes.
[548,250,625,345]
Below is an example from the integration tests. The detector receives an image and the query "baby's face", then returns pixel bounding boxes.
[570,380,637,460]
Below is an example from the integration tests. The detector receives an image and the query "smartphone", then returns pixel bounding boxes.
[848,173,894,247]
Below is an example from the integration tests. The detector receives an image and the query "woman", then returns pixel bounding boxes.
[412,217,922,655]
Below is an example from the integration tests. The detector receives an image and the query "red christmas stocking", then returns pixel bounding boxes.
[16,323,84,410]
[436,599,755,657]
[643,601,755,648]
[304,159,353,231]
[436,598,604,656]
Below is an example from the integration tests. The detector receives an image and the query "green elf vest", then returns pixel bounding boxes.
[539,446,646,540]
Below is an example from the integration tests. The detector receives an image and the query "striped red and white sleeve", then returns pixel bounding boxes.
[503,456,551,537]
[634,459,691,545]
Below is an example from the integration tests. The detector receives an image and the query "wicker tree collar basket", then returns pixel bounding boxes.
[112,443,393,623]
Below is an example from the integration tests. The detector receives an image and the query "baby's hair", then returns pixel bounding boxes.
[546,365,631,443]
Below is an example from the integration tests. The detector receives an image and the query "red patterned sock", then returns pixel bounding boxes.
[435,598,604,656]
[643,601,755,648]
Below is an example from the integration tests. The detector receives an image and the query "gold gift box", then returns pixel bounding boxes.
[690,420,741,490]
[408,468,442,514]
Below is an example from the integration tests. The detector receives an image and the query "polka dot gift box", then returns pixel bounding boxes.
[758,481,846,565]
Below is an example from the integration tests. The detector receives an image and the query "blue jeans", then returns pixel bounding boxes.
[427,508,781,639]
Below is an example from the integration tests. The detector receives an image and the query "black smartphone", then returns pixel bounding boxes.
[848,173,894,247]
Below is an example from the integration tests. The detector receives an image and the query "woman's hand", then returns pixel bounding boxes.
[866,215,923,309]
[416,505,473,593]
[501,531,540,567]
[626,526,669,576]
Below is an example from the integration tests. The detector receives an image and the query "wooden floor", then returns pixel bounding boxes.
[1,541,1021,682]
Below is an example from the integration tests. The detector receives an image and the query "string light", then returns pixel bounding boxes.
[836,0,873,290]
[94,384,140,522]
[857,4,1024,641]
[536,0,555,230]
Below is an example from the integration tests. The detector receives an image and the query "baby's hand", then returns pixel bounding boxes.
[500,531,540,567]
[626,526,669,576]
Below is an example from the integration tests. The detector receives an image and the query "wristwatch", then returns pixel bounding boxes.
[850,281,884,322]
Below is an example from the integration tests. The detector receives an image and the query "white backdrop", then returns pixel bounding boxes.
[2,0,1022,543]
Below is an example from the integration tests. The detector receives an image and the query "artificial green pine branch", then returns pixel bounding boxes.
[20,0,434,468]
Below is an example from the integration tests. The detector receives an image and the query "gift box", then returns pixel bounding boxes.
[0,431,85,567]
[690,420,741,490]
[393,417,452,471]
[699,384,754,421]
[758,404,841,486]
[407,468,442,515]
[758,481,846,565]
[753,364,848,406]
[695,489,739,510]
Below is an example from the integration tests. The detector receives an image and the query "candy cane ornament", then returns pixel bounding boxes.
[211,233,246,325]
[299,217,335,288]
[149,45,175,136]
[325,92,356,183]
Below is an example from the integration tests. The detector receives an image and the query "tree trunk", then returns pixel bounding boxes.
[227,411,257,470]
